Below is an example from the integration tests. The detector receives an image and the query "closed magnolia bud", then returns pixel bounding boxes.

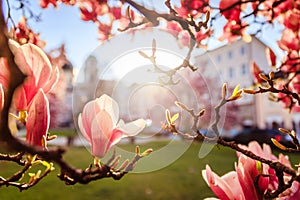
[243,89,257,94]
[141,148,153,157]
[139,51,149,59]
[136,146,140,155]
[269,71,275,79]
[175,101,189,111]
[222,83,227,99]
[165,109,172,125]
[278,128,290,134]
[271,138,287,150]
[259,73,269,81]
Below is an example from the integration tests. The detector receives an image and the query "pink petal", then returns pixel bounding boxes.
[202,165,234,200]
[221,171,245,199]
[78,114,91,143]
[26,89,50,146]
[9,41,32,75]
[0,84,3,110]
[8,39,20,55]
[117,118,146,136]
[0,58,10,88]
[278,153,292,167]
[96,94,119,125]
[106,128,124,151]
[236,155,259,200]
[248,141,263,156]
[81,100,101,139]
[9,41,55,109]
[13,86,28,110]
[262,143,274,160]
[90,110,114,158]
[20,44,52,87]
[43,66,59,94]
[22,76,39,105]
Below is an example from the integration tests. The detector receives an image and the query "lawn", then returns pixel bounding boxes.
[0,141,299,200]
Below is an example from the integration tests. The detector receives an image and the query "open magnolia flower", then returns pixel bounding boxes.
[8,39,59,111]
[0,40,58,147]
[202,141,300,200]
[78,94,146,158]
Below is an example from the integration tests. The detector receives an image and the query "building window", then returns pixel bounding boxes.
[240,46,246,55]
[229,67,234,78]
[241,63,247,75]
[228,51,233,59]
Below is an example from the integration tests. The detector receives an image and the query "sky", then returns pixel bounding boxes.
[2,0,284,71]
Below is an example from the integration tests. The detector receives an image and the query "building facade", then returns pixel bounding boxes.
[194,37,300,137]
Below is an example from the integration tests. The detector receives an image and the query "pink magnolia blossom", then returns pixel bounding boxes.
[219,0,241,22]
[79,1,108,22]
[291,75,300,94]
[180,0,209,16]
[279,168,300,199]
[97,23,112,42]
[203,141,298,199]
[179,31,190,47]
[277,82,300,112]
[109,7,122,20]
[166,21,182,39]
[281,51,300,72]
[39,0,58,8]
[26,89,50,147]
[78,94,146,158]
[219,20,247,43]
[278,29,300,52]
[174,6,190,18]
[235,142,273,199]
[39,0,75,8]
[259,0,294,20]
[8,40,59,111]
[283,9,300,32]
[202,165,245,200]
[14,17,46,48]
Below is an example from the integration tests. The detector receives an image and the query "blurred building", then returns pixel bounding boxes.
[47,44,74,128]
[194,37,300,136]
[74,36,300,138]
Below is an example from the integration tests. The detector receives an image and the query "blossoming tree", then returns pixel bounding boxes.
[0,0,299,199]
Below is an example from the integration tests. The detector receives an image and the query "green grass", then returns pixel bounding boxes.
[49,128,76,137]
[0,141,299,200]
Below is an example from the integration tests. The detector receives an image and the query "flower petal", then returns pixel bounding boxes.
[43,67,59,94]
[117,118,146,136]
[106,128,124,151]
[80,100,100,140]
[202,165,234,200]
[236,155,259,200]
[8,39,20,55]
[90,110,114,158]
[96,94,119,125]
[0,58,10,88]
[26,89,50,146]
[13,86,28,110]
[26,44,51,86]
[78,113,91,143]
